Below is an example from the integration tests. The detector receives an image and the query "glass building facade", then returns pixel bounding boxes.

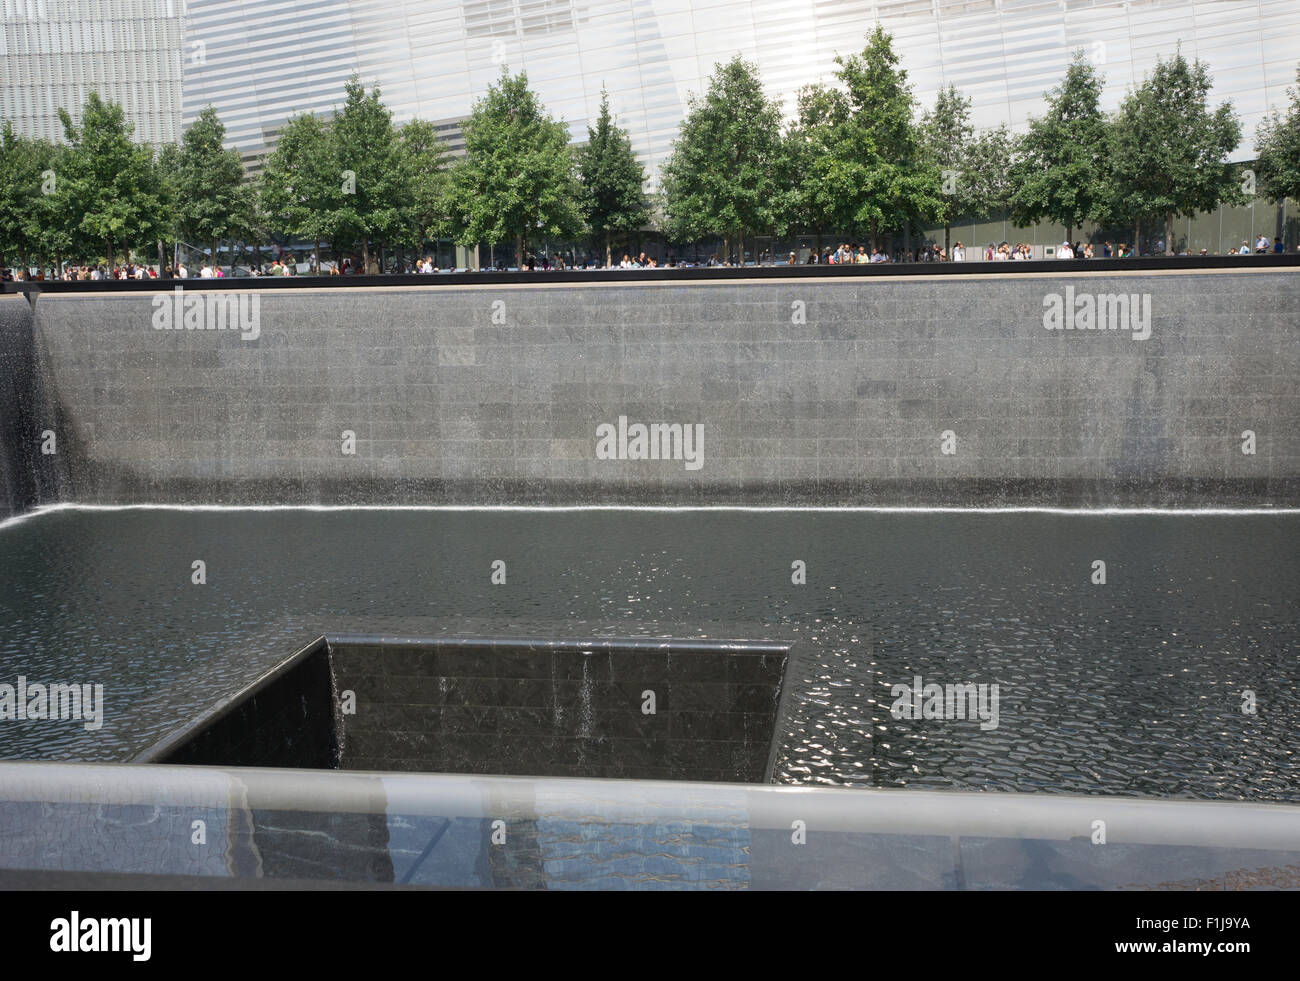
[0,0,184,147]
[175,0,1300,186]
[2,0,1297,252]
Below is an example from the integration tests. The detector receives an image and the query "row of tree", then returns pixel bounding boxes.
[2,27,1298,271]
[666,28,1300,258]
[0,72,648,272]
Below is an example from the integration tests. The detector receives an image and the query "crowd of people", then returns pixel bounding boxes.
[2,234,1294,282]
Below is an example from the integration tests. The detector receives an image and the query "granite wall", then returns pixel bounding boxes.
[138,638,340,769]
[135,636,790,783]
[0,297,44,517]
[18,269,1300,506]
[332,637,789,782]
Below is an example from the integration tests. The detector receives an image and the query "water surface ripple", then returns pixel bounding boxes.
[0,510,1294,801]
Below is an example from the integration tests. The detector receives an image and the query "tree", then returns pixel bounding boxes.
[329,75,404,272]
[1010,52,1112,244]
[0,122,55,270]
[50,92,166,268]
[660,55,784,263]
[453,68,582,268]
[817,26,943,250]
[152,141,182,269]
[577,87,650,266]
[1109,48,1241,254]
[1255,65,1300,206]
[782,83,842,254]
[259,112,338,271]
[397,118,454,260]
[921,84,976,253]
[174,106,249,269]
[966,125,1015,222]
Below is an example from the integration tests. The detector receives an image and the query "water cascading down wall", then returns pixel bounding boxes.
[1,268,1298,510]
[0,295,64,519]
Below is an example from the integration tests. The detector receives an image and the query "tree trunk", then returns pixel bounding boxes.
[315,239,321,274]
[157,240,164,272]
[1165,212,1175,255]
[1066,224,1073,246]
[870,218,879,252]
[738,229,744,266]
[211,238,218,270]
[605,229,611,268]
[362,237,371,274]
[1134,220,1139,256]
[944,222,951,257]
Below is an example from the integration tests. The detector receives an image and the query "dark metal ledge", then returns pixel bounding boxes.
[4,253,1299,295]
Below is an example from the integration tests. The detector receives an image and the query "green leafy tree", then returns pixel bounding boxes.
[453,68,582,267]
[397,118,454,258]
[577,87,650,266]
[817,26,943,250]
[660,55,784,263]
[782,83,843,254]
[259,112,338,271]
[1255,65,1300,206]
[50,92,166,267]
[921,84,977,253]
[174,106,249,269]
[329,75,404,272]
[151,141,182,269]
[965,124,1015,220]
[0,122,56,270]
[1010,52,1112,244]
[1109,48,1241,254]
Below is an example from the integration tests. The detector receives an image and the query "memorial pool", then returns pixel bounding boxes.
[0,506,1294,801]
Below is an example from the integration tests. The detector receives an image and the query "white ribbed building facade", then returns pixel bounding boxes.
[0,0,183,147]
[2,0,1299,183]
[179,0,1300,184]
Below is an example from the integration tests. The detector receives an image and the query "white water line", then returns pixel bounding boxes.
[4,501,1298,524]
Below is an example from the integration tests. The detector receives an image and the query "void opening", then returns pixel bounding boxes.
[136,635,792,783]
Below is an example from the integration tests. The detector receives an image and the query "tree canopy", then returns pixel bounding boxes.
[1255,66,1300,205]
[1108,48,1241,253]
[46,92,167,265]
[173,105,249,267]
[1010,52,1112,242]
[397,118,454,255]
[452,68,583,266]
[660,55,785,260]
[259,111,338,267]
[577,87,650,265]
[814,26,943,248]
[329,75,404,271]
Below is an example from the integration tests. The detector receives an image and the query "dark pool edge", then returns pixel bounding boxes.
[131,636,329,764]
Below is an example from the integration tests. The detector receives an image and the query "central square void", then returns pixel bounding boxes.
[139,636,792,783]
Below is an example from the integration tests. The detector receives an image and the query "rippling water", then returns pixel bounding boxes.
[0,508,1295,801]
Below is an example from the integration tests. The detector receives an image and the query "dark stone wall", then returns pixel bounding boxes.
[23,270,1300,506]
[135,636,789,783]
[141,639,339,769]
[332,639,789,782]
[0,297,42,517]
